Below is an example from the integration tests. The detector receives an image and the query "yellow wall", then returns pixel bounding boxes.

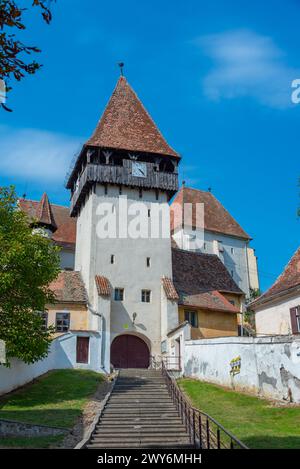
[179,306,238,339]
[222,293,243,325]
[46,303,88,336]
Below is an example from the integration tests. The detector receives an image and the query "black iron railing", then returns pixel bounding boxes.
[161,362,248,450]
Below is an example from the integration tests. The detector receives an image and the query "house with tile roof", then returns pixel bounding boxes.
[19,193,76,270]
[171,248,244,339]
[170,186,259,298]
[251,247,300,336]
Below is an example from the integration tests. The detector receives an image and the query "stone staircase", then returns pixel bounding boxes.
[86,369,194,449]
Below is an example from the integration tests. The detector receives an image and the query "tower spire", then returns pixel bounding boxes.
[118,62,124,76]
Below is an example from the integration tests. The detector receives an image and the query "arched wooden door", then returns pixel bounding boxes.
[111,335,150,369]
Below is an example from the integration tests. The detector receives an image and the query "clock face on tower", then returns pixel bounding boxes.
[132,161,147,178]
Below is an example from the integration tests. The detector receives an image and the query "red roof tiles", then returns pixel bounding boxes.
[171,186,251,240]
[87,76,179,158]
[162,277,179,301]
[19,195,76,250]
[49,271,87,304]
[172,248,242,312]
[36,193,57,230]
[252,247,300,306]
[95,275,111,296]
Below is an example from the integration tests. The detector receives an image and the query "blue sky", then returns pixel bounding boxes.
[0,0,299,291]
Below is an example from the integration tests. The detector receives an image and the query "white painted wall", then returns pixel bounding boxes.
[184,336,300,402]
[247,247,259,291]
[255,293,300,335]
[173,227,252,297]
[0,332,103,396]
[75,184,177,366]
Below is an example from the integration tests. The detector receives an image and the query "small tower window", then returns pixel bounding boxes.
[141,290,151,303]
[139,188,143,199]
[146,257,151,267]
[111,255,115,264]
[104,185,108,195]
[114,288,124,301]
[148,209,151,218]
[119,186,122,195]
[231,247,234,254]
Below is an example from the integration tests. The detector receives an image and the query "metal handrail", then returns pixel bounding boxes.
[161,362,248,450]
[150,355,181,371]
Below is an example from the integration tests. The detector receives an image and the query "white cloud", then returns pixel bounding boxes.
[0,126,83,183]
[195,29,297,108]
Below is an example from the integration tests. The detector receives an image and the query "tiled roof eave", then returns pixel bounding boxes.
[178,300,239,314]
[250,283,300,309]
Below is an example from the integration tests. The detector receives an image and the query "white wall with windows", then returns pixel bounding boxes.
[0,332,102,396]
[172,227,259,298]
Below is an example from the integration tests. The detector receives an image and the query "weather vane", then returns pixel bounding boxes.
[118,62,124,76]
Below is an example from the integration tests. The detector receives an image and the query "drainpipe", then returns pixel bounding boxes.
[87,302,105,370]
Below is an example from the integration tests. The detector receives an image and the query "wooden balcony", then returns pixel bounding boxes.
[70,161,179,216]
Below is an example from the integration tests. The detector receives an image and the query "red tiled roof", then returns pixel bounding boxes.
[170,186,251,240]
[19,196,76,250]
[36,193,56,229]
[252,247,300,307]
[172,248,242,312]
[95,275,111,296]
[49,271,87,304]
[180,290,239,313]
[86,76,179,158]
[162,277,179,301]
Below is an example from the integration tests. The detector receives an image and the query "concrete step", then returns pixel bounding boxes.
[86,443,194,449]
[91,435,191,443]
[94,429,188,436]
[95,422,185,433]
[99,416,183,423]
[107,400,173,405]
[109,394,170,403]
[105,405,178,416]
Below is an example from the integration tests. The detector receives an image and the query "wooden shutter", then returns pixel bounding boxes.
[76,337,89,363]
[290,307,299,334]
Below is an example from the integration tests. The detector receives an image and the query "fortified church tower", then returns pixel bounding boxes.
[66,76,180,371]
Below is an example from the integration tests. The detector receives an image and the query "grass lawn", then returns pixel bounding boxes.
[0,369,104,448]
[0,435,64,449]
[179,379,300,449]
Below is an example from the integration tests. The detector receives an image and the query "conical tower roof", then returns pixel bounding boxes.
[36,193,57,230]
[86,76,179,158]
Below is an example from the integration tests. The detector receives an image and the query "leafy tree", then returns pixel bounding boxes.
[0,186,60,365]
[244,288,261,331]
[0,0,54,111]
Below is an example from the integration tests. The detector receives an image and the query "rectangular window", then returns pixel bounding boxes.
[290,306,300,334]
[184,310,198,328]
[39,312,48,331]
[146,257,151,267]
[55,312,70,333]
[141,290,151,303]
[111,254,115,264]
[76,337,89,364]
[148,209,151,218]
[114,288,124,301]
[231,247,235,254]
